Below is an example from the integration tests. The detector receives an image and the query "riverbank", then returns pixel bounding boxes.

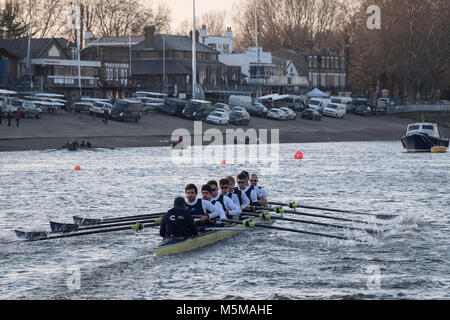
[1,110,448,151]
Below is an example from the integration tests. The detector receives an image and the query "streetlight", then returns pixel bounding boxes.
[341,44,349,94]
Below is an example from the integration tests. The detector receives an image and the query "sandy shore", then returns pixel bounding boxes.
[1,110,448,151]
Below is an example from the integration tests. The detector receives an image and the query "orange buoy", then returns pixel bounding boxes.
[294,151,303,159]
[220,159,226,165]
[74,165,81,170]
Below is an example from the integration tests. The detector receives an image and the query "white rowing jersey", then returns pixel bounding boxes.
[232,187,250,210]
[242,185,258,205]
[252,185,267,200]
[212,194,241,217]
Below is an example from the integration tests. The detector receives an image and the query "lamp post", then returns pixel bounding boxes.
[192,0,197,99]
[341,44,349,95]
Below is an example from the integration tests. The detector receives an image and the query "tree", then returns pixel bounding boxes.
[0,0,28,39]
[200,10,227,36]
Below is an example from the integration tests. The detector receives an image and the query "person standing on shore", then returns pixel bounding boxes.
[14,110,20,127]
[103,110,109,125]
[7,111,12,127]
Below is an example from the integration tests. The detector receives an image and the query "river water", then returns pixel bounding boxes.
[0,141,448,299]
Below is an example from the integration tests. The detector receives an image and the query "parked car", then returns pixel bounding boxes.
[279,107,297,120]
[212,103,230,112]
[277,95,308,111]
[323,103,346,118]
[206,111,229,125]
[228,110,249,126]
[160,98,187,117]
[110,99,143,122]
[267,108,288,121]
[229,95,266,117]
[14,99,42,119]
[301,108,321,121]
[230,106,250,120]
[308,98,329,114]
[183,99,213,120]
[354,105,371,116]
[439,100,450,105]
[89,102,113,116]
[74,101,93,113]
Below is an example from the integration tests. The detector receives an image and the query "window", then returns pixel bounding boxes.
[223,44,229,53]
[209,43,217,50]
[309,56,312,68]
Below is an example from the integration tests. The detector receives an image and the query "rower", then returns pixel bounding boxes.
[225,175,251,211]
[208,179,241,221]
[201,184,227,222]
[184,183,221,224]
[250,173,268,206]
[159,197,198,239]
[237,173,259,208]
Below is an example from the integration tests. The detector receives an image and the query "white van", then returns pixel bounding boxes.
[229,95,266,116]
[323,103,346,118]
[308,98,330,114]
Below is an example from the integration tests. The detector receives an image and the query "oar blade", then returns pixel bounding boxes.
[50,221,79,232]
[73,216,102,226]
[14,230,48,241]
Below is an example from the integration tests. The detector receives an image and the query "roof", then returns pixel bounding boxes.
[132,34,218,54]
[85,36,144,47]
[0,38,73,59]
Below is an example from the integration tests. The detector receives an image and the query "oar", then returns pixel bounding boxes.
[50,217,163,232]
[221,219,363,242]
[269,201,398,220]
[73,212,165,226]
[15,222,160,242]
[251,206,386,226]
[244,212,382,234]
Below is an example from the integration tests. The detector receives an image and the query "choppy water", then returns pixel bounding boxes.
[0,141,449,299]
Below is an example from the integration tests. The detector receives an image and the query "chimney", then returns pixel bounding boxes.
[189,30,200,42]
[225,27,233,39]
[144,26,155,48]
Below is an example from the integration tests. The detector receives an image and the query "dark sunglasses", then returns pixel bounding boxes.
[250,180,258,182]
[220,186,229,189]
[210,188,217,192]
[237,181,245,184]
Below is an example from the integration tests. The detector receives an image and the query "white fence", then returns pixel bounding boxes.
[387,104,450,114]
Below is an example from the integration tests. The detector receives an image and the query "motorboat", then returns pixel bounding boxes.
[400,123,448,152]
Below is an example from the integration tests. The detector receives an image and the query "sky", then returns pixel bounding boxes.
[148,0,241,31]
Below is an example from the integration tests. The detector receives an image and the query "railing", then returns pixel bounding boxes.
[247,76,309,86]
[387,104,450,113]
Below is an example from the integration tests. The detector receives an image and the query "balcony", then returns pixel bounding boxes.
[247,75,309,86]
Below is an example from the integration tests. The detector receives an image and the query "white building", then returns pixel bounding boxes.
[199,26,233,54]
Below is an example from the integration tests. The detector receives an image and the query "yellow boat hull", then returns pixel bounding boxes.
[431,146,447,153]
[154,217,269,256]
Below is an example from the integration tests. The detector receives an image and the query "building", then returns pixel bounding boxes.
[83,35,138,99]
[0,38,101,96]
[274,45,348,93]
[218,46,308,96]
[199,25,233,54]
[84,26,243,99]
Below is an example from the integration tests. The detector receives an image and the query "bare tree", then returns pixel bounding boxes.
[199,10,227,36]
[233,0,343,52]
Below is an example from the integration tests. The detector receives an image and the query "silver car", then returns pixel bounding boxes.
[14,99,42,119]
[280,107,297,120]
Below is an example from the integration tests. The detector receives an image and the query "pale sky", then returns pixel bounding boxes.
[149,0,241,31]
